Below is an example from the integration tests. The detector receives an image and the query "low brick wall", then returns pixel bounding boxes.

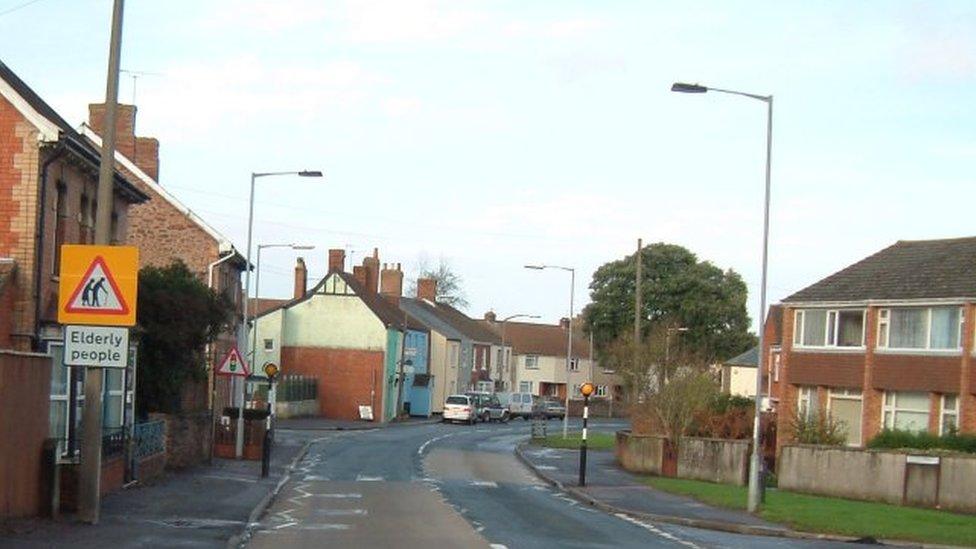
[778,445,976,513]
[616,430,750,485]
[153,412,212,469]
[58,456,125,513]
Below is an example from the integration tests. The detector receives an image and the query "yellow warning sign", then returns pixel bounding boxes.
[58,245,138,327]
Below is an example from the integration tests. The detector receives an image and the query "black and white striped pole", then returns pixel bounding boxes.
[579,382,595,486]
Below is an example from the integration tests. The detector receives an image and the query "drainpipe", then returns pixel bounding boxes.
[206,250,238,463]
[33,144,67,351]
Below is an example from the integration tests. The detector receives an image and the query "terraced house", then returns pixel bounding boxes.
[773,237,976,449]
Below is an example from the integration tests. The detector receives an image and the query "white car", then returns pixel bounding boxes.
[442,394,476,425]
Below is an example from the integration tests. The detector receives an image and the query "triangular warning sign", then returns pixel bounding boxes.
[64,256,130,315]
[216,346,250,377]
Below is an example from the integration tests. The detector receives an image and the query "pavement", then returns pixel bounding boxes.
[275,415,439,431]
[516,443,788,535]
[0,428,308,549]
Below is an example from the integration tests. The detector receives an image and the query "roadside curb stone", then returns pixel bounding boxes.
[513,441,968,549]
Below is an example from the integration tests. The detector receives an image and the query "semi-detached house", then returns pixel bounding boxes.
[771,237,976,450]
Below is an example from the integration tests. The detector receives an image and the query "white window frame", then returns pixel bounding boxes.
[569,357,580,372]
[772,353,780,383]
[519,381,533,393]
[102,368,125,430]
[877,306,963,352]
[263,338,275,351]
[595,385,608,397]
[572,383,581,397]
[525,355,539,370]
[881,391,931,433]
[793,309,866,349]
[797,386,816,421]
[940,394,959,436]
[827,388,863,446]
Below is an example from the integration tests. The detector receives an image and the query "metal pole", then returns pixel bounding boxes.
[747,96,773,513]
[579,394,589,486]
[79,0,124,524]
[237,173,257,458]
[563,268,574,438]
[501,321,508,390]
[634,238,641,386]
[251,245,262,385]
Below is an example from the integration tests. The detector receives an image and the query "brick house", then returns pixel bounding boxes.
[78,103,247,466]
[721,305,782,405]
[480,315,599,401]
[0,60,148,352]
[772,238,976,449]
[252,249,427,422]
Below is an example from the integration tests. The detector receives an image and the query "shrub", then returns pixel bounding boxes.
[791,411,846,446]
[868,429,976,454]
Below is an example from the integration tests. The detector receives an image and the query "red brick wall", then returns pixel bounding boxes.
[871,354,961,393]
[0,266,17,348]
[961,304,975,433]
[787,352,865,388]
[280,346,385,421]
[0,350,52,517]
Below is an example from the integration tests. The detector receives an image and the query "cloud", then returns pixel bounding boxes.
[336,0,485,44]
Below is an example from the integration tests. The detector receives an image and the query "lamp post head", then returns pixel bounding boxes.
[671,82,708,94]
[292,245,316,250]
[299,170,323,177]
[524,265,545,270]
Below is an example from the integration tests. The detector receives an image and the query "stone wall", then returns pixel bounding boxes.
[779,445,976,513]
[616,430,750,486]
[154,411,212,469]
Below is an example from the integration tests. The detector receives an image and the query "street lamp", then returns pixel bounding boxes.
[237,170,322,459]
[499,313,540,391]
[252,243,315,425]
[525,264,575,438]
[672,81,773,513]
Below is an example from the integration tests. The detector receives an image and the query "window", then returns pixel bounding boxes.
[569,357,580,371]
[882,391,930,433]
[103,368,124,430]
[79,193,93,244]
[496,349,503,370]
[772,353,781,382]
[797,386,817,421]
[263,338,275,351]
[878,307,962,350]
[572,383,581,396]
[546,385,559,397]
[941,395,959,435]
[519,381,533,393]
[525,355,539,369]
[595,385,608,397]
[448,342,460,369]
[793,309,865,348]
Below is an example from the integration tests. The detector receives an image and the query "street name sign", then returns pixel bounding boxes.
[216,346,250,377]
[58,245,139,327]
[65,325,129,368]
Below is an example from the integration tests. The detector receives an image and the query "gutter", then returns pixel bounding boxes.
[32,143,66,351]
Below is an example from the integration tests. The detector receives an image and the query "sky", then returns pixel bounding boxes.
[2,0,974,330]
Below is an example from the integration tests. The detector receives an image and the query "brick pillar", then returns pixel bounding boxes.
[379,263,403,305]
[928,392,941,434]
[353,265,367,287]
[776,306,797,455]
[960,303,975,434]
[861,306,882,445]
[363,248,379,293]
[293,257,307,299]
[327,249,345,273]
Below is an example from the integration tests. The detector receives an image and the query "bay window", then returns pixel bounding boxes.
[878,306,962,350]
[882,391,930,432]
[793,309,865,348]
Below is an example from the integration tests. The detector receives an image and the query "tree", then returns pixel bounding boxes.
[406,255,469,309]
[601,320,703,399]
[584,242,755,364]
[135,261,234,416]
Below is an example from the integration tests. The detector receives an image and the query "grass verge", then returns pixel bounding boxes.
[644,476,976,546]
[533,431,615,451]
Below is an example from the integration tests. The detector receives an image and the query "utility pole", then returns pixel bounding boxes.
[79,0,125,524]
[634,238,642,396]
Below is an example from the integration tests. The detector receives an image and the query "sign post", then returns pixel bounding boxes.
[262,362,278,478]
[59,243,138,524]
[579,382,595,487]
[215,346,250,461]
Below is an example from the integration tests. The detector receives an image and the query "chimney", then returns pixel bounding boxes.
[88,102,160,181]
[380,263,404,305]
[417,277,437,302]
[559,317,571,329]
[294,257,307,299]
[363,248,380,293]
[353,265,367,287]
[484,311,496,322]
[328,248,346,273]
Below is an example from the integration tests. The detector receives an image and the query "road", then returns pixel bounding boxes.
[244,420,844,548]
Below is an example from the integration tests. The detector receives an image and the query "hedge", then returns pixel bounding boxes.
[867,429,976,454]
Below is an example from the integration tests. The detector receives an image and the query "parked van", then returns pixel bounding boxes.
[507,392,540,420]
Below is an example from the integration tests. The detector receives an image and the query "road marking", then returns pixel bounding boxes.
[355,474,384,482]
[535,465,557,470]
[273,521,298,530]
[316,508,368,516]
[490,545,508,549]
[195,474,261,483]
[417,432,456,456]
[613,513,702,548]
[302,474,329,481]
[469,480,498,488]
[314,493,363,498]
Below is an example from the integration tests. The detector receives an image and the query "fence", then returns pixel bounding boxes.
[134,420,165,458]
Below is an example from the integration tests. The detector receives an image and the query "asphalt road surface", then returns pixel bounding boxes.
[244,420,849,548]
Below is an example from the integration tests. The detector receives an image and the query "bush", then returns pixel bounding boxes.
[867,429,976,454]
[791,411,846,446]
[688,393,755,439]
